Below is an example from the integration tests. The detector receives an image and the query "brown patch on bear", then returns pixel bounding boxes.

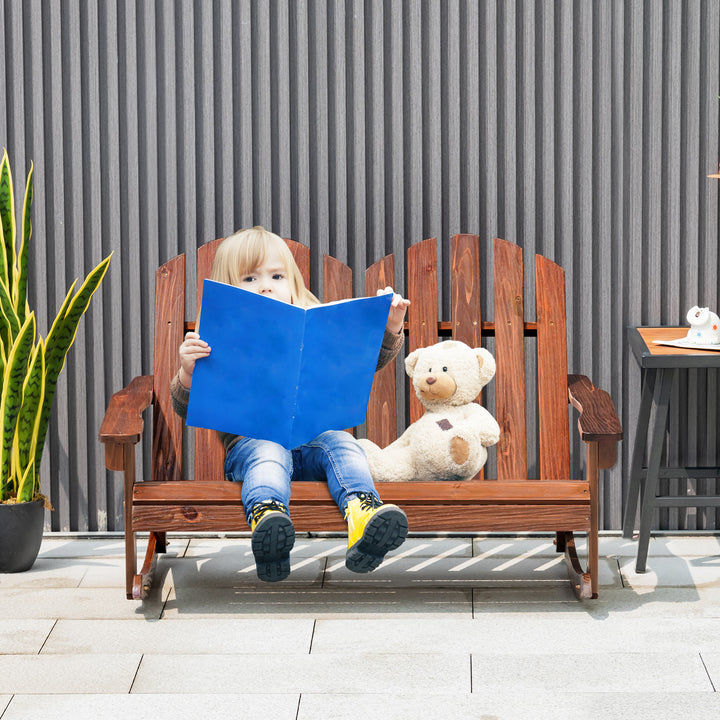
[450,436,469,465]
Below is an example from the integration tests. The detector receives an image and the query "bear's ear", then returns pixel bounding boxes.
[475,347,496,384]
[405,348,421,377]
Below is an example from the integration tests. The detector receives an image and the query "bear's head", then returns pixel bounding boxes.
[404,340,496,410]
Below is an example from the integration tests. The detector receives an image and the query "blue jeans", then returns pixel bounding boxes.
[224,430,378,526]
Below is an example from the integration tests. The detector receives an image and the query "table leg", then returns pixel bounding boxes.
[622,368,657,538]
[635,367,673,573]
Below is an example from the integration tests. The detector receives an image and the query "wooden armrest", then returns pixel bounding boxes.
[568,375,623,470]
[567,374,623,442]
[99,375,155,445]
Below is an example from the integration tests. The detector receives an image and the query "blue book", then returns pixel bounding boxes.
[186,279,393,449]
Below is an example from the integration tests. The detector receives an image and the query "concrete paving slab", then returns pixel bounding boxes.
[37,539,127,558]
[43,617,314,654]
[322,554,620,588]
[132,652,470,694]
[312,615,720,655]
[471,652,713,692]
[0,559,87,589]
[0,654,141,694]
[38,537,189,559]
[639,535,720,558]
[0,587,166,620]
[620,555,720,589]
[700,652,720,689]
[297,691,720,720]
[77,558,128,588]
[161,586,472,618]
[1,694,300,720]
[0,696,10,716]
[156,554,324,588]
[0,620,54,654]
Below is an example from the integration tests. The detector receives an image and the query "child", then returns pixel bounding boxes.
[170,226,411,582]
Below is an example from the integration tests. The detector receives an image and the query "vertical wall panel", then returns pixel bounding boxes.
[1,0,719,531]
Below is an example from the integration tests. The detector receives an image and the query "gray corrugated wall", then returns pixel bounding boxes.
[1,0,719,532]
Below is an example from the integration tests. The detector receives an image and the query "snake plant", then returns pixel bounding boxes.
[0,150,111,504]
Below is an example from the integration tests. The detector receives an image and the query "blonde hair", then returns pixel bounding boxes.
[210,226,319,308]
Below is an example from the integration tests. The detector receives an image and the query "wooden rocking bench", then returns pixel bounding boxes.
[99,235,622,600]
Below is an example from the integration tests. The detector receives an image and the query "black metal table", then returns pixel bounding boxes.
[623,327,720,571]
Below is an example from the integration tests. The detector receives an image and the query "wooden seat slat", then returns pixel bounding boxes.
[133,479,590,505]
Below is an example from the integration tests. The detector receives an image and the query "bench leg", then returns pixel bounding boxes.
[562,441,600,599]
[562,532,593,599]
[133,532,161,599]
[123,443,161,600]
[123,444,137,599]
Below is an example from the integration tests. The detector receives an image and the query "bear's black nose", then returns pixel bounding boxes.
[426,376,437,385]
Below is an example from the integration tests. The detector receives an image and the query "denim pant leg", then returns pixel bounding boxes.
[299,430,378,512]
[224,437,294,526]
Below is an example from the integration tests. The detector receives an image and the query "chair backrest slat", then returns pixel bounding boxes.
[493,237,528,480]
[322,255,353,302]
[449,235,484,479]
[535,253,570,479]
[288,239,311,289]
[365,254,397,447]
[450,234,482,348]
[194,240,225,481]
[407,238,438,423]
[153,254,185,483]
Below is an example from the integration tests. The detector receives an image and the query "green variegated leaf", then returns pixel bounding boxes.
[0,313,35,501]
[14,163,33,324]
[15,339,44,498]
[34,254,112,478]
[15,460,36,503]
[0,150,13,290]
[0,278,20,346]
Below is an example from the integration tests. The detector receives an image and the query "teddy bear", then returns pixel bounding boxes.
[358,340,500,482]
[686,306,720,344]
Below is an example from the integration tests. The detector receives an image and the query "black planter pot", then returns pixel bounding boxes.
[0,498,45,572]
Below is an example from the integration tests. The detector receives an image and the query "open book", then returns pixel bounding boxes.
[186,280,393,449]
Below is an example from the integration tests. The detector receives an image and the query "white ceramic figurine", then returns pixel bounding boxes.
[686,306,720,345]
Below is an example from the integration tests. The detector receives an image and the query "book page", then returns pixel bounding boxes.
[186,280,392,448]
[186,281,305,445]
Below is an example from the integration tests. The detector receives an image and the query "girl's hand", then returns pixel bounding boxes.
[178,331,211,388]
[377,286,411,335]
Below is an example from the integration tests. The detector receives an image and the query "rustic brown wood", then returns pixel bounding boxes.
[195,240,226,482]
[133,479,590,504]
[287,238,311,289]
[124,443,137,598]
[133,530,160,599]
[407,238,438,423]
[450,236,484,480]
[99,375,154,446]
[99,234,623,602]
[535,253,571,479]
[323,255,353,302]
[567,374,624,442]
[561,532,594,599]
[187,318,540,336]
[365,254,398,447]
[450,235,482,348]
[493,238,527,480]
[152,255,185,483]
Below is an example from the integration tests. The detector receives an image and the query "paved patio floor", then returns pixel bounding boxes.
[1,532,720,719]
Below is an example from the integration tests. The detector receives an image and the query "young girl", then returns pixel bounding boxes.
[170,226,411,582]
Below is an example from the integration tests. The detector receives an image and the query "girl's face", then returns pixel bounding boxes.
[240,246,293,304]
